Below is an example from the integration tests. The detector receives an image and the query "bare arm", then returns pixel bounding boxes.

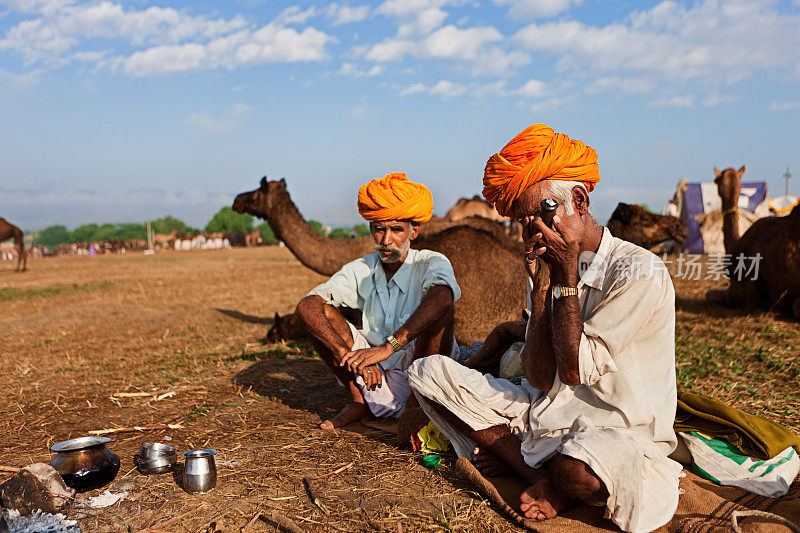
[393,284,454,346]
[340,284,454,371]
[520,261,557,390]
[295,295,350,360]
[549,264,581,385]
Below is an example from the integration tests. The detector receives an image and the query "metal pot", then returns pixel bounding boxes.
[134,442,177,474]
[182,449,217,494]
[50,436,120,492]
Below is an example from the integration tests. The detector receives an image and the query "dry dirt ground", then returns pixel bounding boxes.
[1,247,798,532]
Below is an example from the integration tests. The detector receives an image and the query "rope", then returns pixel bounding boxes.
[731,509,800,533]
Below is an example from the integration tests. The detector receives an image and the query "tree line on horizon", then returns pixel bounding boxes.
[30,207,370,250]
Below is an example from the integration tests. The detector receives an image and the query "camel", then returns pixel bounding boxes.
[244,228,261,247]
[606,203,688,250]
[707,166,800,318]
[232,177,528,344]
[445,195,509,224]
[153,230,179,249]
[0,217,26,272]
[445,195,522,242]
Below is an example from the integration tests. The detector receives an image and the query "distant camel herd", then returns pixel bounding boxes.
[7,169,799,325]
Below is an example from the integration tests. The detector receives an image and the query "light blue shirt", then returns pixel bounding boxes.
[308,248,461,369]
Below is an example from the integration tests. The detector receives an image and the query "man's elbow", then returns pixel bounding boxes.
[295,295,317,321]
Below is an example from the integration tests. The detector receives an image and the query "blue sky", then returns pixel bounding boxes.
[1,0,799,231]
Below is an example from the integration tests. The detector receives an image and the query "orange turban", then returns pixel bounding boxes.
[357,172,433,223]
[482,124,601,217]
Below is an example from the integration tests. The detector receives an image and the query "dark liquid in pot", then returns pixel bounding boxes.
[59,457,120,492]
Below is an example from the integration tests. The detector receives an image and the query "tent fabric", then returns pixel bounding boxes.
[677,181,768,254]
[769,194,799,215]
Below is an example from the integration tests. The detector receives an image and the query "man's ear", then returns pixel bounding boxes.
[572,186,590,215]
[409,222,422,240]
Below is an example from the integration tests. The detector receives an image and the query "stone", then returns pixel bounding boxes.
[0,463,75,515]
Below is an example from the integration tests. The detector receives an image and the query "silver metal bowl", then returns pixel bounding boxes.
[182,449,217,494]
[139,442,177,459]
[134,442,177,474]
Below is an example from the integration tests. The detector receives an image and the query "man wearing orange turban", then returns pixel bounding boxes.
[407,125,682,531]
[296,172,462,430]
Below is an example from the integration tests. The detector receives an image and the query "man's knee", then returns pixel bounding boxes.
[548,454,607,504]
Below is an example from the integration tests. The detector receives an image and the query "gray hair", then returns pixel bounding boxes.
[544,180,583,216]
[544,180,598,220]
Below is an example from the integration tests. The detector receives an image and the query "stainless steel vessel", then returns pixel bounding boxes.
[134,442,177,474]
[182,449,217,494]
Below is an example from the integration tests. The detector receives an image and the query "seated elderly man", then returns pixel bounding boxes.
[296,172,461,430]
[407,125,682,533]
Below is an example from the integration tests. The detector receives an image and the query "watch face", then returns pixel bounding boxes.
[553,286,562,299]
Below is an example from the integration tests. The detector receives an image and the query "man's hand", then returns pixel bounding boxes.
[358,364,383,390]
[340,344,394,374]
[526,215,580,284]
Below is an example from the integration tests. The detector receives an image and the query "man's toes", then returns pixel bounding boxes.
[319,420,335,430]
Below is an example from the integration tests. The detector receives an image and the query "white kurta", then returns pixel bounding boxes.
[407,228,683,533]
[309,248,462,418]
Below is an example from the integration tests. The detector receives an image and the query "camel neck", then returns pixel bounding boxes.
[268,189,373,276]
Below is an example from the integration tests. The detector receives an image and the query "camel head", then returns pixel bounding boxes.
[607,203,689,248]
[232,176,288,219]
[713,165,745,208]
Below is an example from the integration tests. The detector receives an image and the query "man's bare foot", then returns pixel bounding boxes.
[319,402,370,430]
[471,446,513,477]
[519,478,570,520]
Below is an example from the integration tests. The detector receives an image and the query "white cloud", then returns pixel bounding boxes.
[702,93,737,107]
[366,24,529,76]
[186,102,250,133]
[494,0,581,19]
[530,96,568,111]
[364,39,413,62]
[770,101,800,111]
[0,2,333,76]
[399,82,427,96]
[0,2,248,65]
[421,25,502,60]
[473,80,507,98]
[588,76,654,95]
[274,6,317,26]
[429,79,466,97]
[648,95,695,108]
[325,4,369,25]
[337,62,384,77]
[399,79,465,98]
[516,78,547,98]
[119,24,332,76]
[514,0,800,87]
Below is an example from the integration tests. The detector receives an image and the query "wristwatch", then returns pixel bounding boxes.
[386,335,402,352]
[552,285,578,299]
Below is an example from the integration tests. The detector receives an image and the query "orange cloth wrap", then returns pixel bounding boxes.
[482,124,601,217]
[357,172,433,223]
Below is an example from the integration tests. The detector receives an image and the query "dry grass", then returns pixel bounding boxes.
[0,248,798,532]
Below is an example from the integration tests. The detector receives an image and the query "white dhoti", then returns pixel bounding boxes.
[346,323,459,419]
[407,355,683,533]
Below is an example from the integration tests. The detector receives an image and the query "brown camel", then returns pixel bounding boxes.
[232,177,528,344]
[606,203,688,250]
[707,166,800,318]
[0,217,26,272]
[445,195,509,224]
[445,195,522,241]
